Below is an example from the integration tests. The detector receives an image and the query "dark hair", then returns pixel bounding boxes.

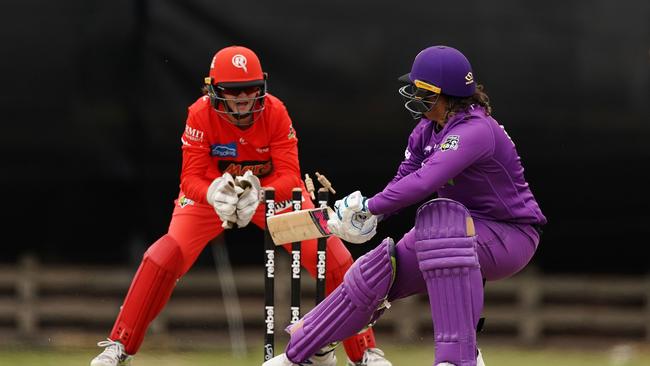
[445,84,492,121]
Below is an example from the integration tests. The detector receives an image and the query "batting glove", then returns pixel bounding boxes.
[328,191,378,244]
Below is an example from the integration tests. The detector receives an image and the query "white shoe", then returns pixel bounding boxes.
[347,348,392,366]
[262,350,337,366]
[477,349,486,366]
[90,339,133,366]
[435,349,486,366]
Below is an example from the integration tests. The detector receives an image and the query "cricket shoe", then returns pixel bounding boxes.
[347,348,392,366]
[477,349,485,366]
[435,349,486,366]
[263,349,336,366]
[90,339,133,366]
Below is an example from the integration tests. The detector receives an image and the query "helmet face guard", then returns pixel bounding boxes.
[205,78,267,126]
[398,80,441,120]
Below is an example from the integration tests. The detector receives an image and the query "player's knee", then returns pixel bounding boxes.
[343,237,396,310]
[415,198,476,240]
[414,198,478,271]
[143,234,184,276]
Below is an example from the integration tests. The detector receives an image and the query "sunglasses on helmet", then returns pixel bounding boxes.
[218,86,261,96]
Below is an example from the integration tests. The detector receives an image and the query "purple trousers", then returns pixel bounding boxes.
[388,218,540,304]
[283,218,540,364]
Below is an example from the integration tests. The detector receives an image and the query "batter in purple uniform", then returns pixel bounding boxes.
[264,45,547,366]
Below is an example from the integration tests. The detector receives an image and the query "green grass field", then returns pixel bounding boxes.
[2,342,650,366]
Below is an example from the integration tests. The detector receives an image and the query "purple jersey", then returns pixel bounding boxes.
[368,105,546,225]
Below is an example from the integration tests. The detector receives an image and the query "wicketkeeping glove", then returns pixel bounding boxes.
[206,173,243,228]
[234,170,261,227]
[327,191,378,244]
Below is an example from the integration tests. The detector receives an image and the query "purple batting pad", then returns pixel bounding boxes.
[285,238,396,363]
[415,199,483,366]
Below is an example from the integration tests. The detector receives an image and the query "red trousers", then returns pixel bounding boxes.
[109,192,375,361]
[168,192,353,285]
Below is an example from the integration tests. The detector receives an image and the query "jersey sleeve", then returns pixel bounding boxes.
[384,122,426,188]
[263,105,302,201]
[368,120,494,216]
[179,110,212,204]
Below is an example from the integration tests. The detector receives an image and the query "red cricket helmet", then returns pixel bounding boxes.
[208,46,266,88]
[204,46,268,126]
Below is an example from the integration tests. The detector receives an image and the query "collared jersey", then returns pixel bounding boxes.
[179,93,302,204]
[368,105,546,225]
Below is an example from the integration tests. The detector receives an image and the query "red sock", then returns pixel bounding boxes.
[343,327,376,362]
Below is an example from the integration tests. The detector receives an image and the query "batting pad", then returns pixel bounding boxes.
[415,198,483,366]
[110,235,184,354]
[285,237,395,363]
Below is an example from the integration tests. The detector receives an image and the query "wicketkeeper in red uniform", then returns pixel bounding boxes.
[90,45,391,366]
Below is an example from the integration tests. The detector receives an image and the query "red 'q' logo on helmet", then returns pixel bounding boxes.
[231,54,248,72]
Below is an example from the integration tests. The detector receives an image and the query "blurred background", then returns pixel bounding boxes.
[1,0,649,363]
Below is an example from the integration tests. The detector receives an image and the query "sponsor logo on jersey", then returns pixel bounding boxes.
[218,160,272,177]
[440,135,460,151]
[178,195,195,208]
[184,125,204,142]
[287,125,296,139]
[210,142,238,157]
[256,146,270,153]
[404,148,411,160]
[239,137,247,145]
[424,145,433,153]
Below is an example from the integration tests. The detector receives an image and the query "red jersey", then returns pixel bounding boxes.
[179,93,302,204]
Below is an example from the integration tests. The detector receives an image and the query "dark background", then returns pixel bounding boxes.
[1,1,648,274]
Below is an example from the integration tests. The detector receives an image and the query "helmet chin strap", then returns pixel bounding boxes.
[227,112,255,127]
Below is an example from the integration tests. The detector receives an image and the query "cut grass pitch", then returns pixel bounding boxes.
[1,342,649,366]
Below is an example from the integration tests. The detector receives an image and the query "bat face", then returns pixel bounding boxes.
[266,207,334,245]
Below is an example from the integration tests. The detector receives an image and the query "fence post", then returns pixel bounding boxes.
[518,267,541,345]
[17,255,38,337]
[212,235,248,357]
[645,273,650,342]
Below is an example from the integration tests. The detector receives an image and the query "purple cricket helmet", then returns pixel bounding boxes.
[398,46,476,97]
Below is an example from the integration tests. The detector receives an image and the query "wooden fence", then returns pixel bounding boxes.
[0,255,648,349]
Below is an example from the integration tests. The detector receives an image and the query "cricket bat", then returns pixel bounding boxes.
[266,207,334,245]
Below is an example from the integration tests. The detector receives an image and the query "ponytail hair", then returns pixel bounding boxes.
[445,84,492,121]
